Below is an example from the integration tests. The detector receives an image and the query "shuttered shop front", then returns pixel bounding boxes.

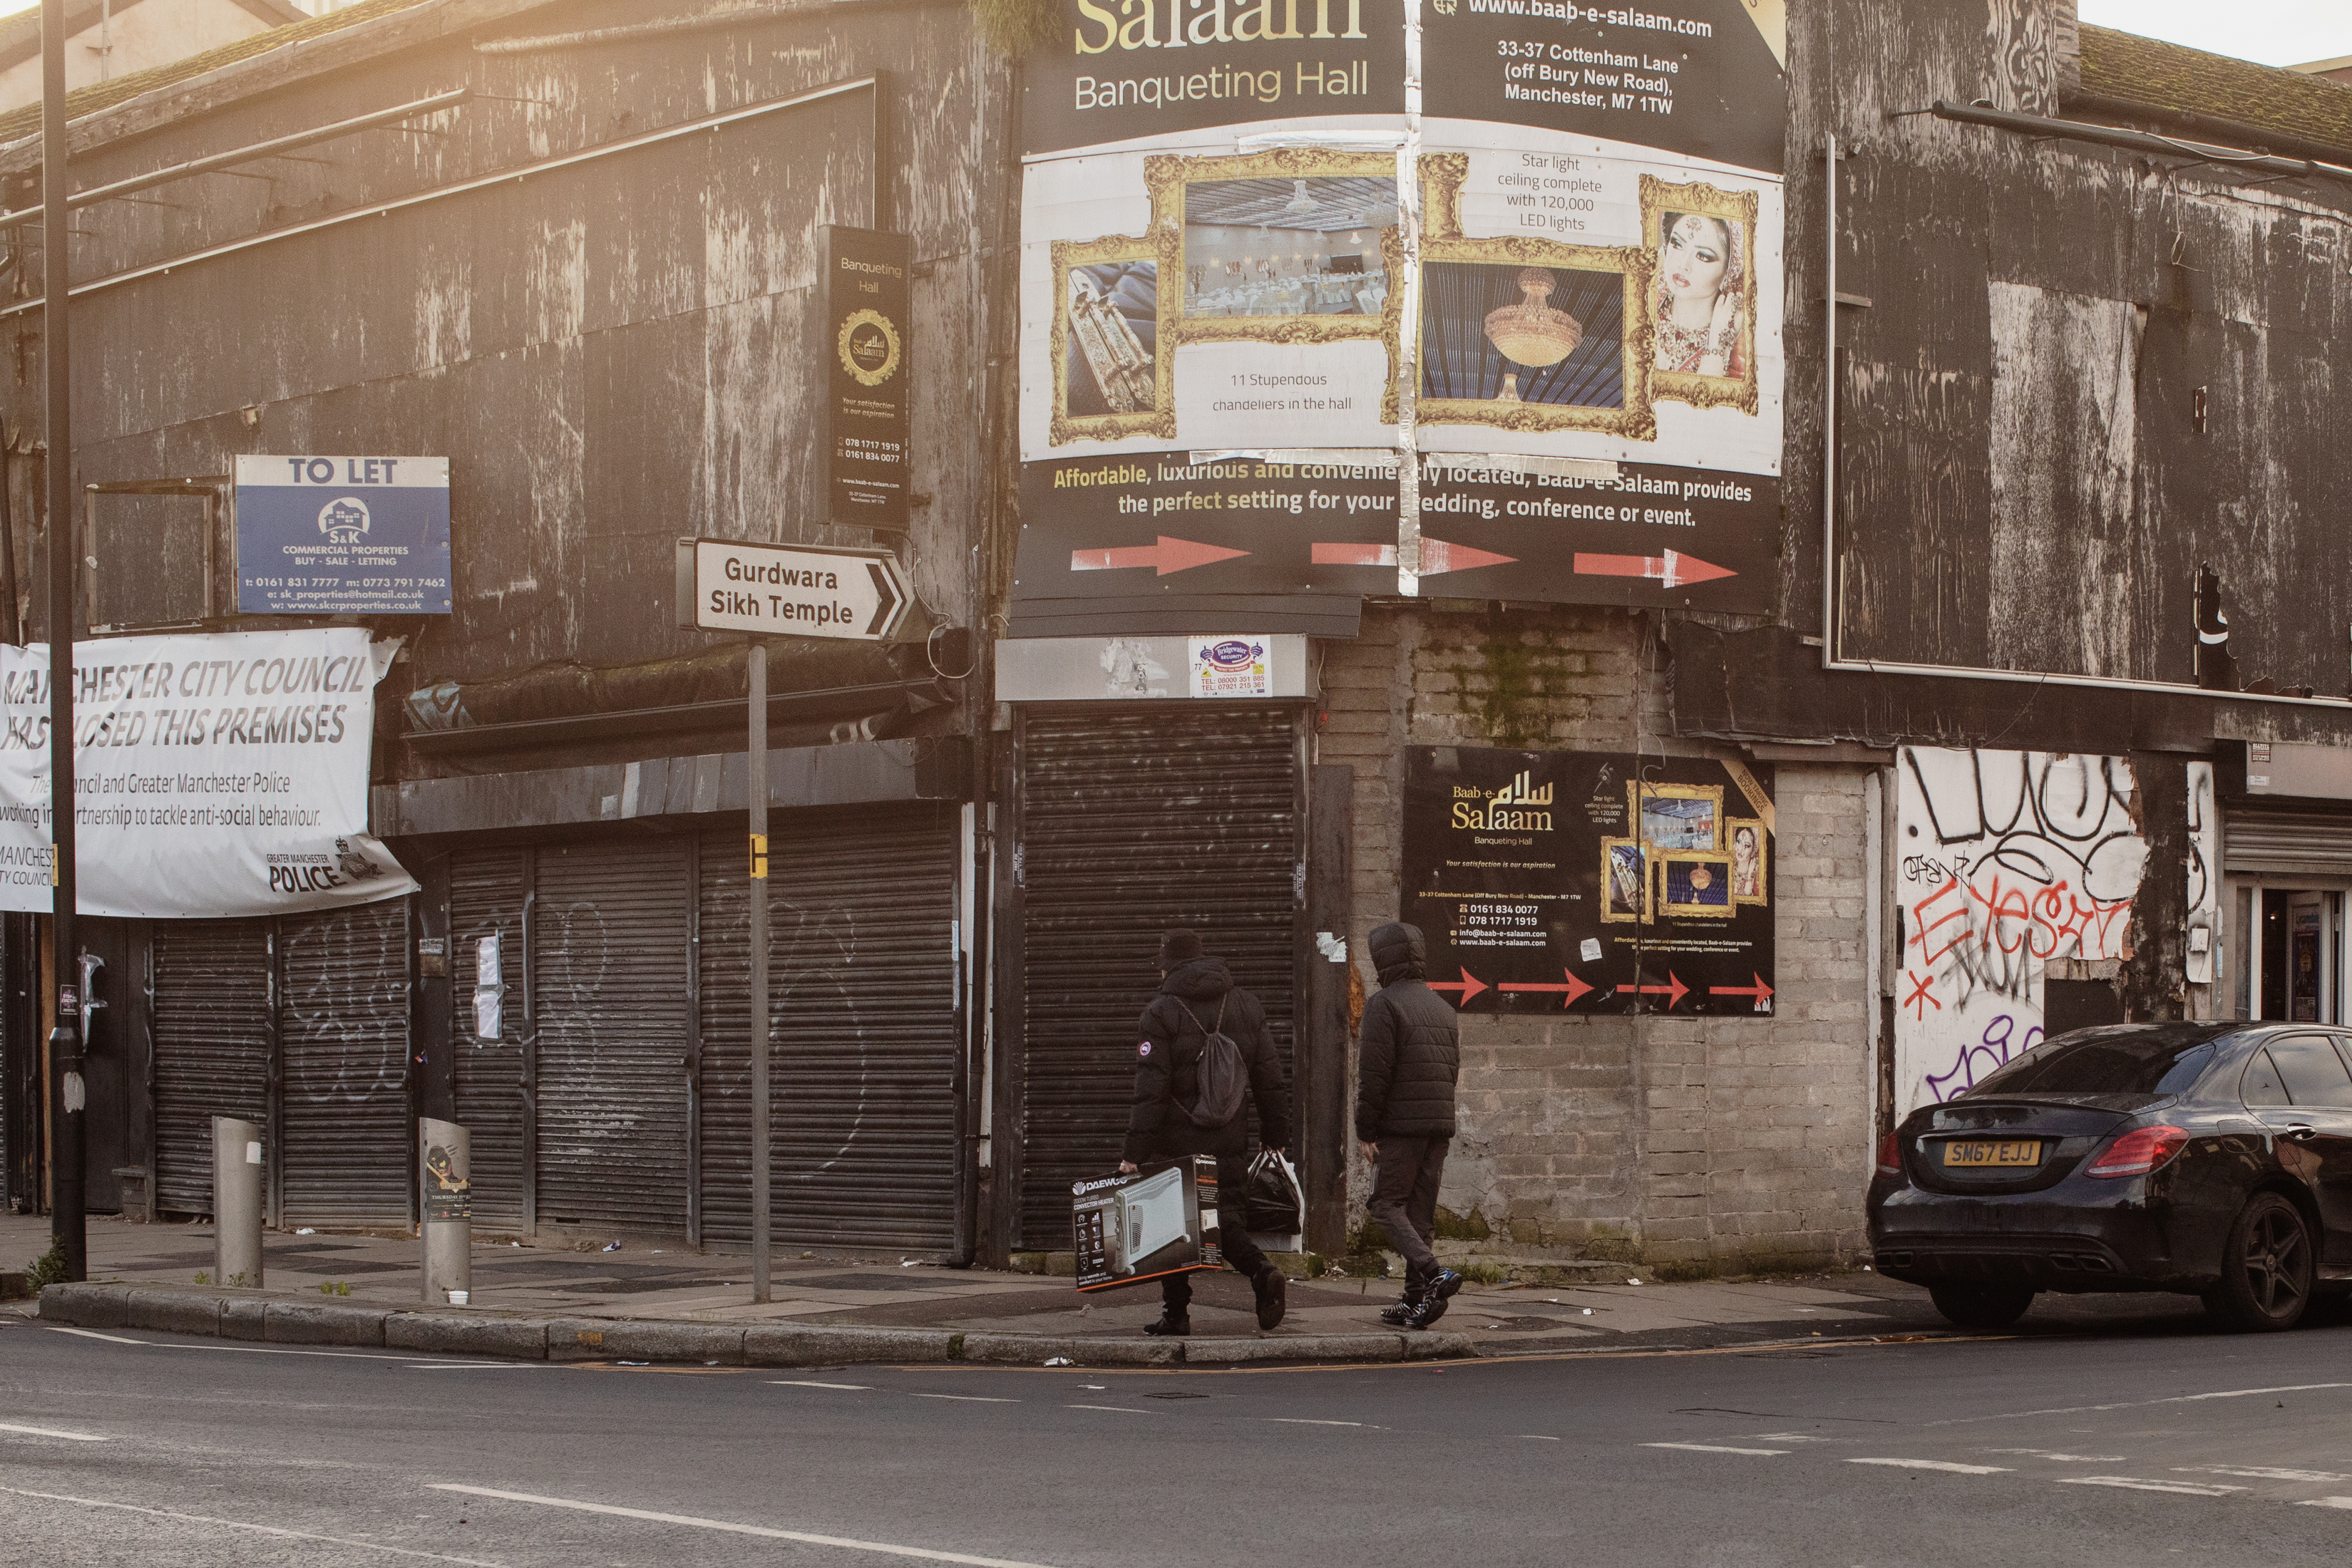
[1012,707,1303,1247]
[533,840,694,1236]
[450,849,528,1234]
[699,805,960,1251]
[279,899,412,1229]
[150,920,272,1217]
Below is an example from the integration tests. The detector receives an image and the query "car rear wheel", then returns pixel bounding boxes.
[2204,1192,2315,1332]
[1928,1281,2036,1330]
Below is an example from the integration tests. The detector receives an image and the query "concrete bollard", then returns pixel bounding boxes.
[212,1117,265,1289]
[419,1119,471,1306]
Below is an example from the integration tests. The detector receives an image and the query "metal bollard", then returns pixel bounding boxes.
[419,1119,472,1306]
[212,1116,265,1289]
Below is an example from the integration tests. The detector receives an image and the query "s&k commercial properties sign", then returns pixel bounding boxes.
[0,627,416,917]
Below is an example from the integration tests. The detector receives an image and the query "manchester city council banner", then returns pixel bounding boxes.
[0,627,417,917]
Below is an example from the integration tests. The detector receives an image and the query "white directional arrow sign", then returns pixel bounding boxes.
[686,538,911,640]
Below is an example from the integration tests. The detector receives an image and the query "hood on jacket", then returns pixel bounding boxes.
[1159,954,1234,1002]
[1370,922,1426,985]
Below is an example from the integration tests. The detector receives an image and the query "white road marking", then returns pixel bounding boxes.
[0,1421,108,1443]
[1753,1433,1836,1443]
[1270,1418,1365,1427]
[2058,1477,2246,1497]
[1644,1443,1788,1457]
[1987,1449,2125,1463]
[2179,1465,2348,1483]
[1064,1405,1150,1414]
[771,1381,872,1391]
[403,1365,547,1372]
[1849,1458,2013,1475]
[1519,1435,1561,1442]
[2295,1497,2352,1510]
[41,1326,428,1364]
[1933,1382,2352,1428]
[0,1485,505,1566]
[430,1484,1059,1568]
[907,1393,1018,1403]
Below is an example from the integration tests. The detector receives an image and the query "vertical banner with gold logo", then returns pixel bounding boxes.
[1402,746,1775,1016]
[825,225,913,529]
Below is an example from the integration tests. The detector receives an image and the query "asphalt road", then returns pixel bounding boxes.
[4,1301,2352,1567]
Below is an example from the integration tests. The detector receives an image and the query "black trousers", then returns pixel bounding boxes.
[1368,1135,1450,1296]
[1161,1152,1269,1311]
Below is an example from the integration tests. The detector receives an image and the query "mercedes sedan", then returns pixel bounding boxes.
[1869,1022,2352,1333]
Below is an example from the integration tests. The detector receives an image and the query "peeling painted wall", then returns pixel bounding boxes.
[1786,0,2352,699]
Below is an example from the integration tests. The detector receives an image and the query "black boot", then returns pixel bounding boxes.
[1404,1269,1465,1330]
[1253,1265,1288,1331]
[1143,1309,1191,1336]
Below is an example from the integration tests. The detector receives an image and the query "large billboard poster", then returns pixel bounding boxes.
[1012,0,1785,631]
[1402,746,1777,1016]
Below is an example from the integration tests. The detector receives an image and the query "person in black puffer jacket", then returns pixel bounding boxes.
[1355,921,1464,1329]
[1120,928,1293,1337]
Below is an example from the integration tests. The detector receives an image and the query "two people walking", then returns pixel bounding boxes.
[1119,920,1460,1336]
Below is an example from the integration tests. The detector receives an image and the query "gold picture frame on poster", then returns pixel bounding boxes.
[1143,148,1403,351]
[1419,153,1469,239]
[1640,174,1761,416]
[1600,836,1650,924]
[1629,781,1724,853]
[1658,850,1738,919]
[1415,234,1656,441]
[1049,234,1176,448]
[1727,817,1768,905]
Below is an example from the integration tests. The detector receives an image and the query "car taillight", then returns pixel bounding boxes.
[1876,1130,1904,1175]
[2085,1125,2189,1179]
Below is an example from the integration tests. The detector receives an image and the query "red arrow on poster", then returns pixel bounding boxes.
[1497,969,1595,1009]
[1573,550,1737,589]
[1070,536,1251,576]
[1311,540,1518,574]
[1427,966,1491,1006]
[1629,971,1690,1009]
[1709,973,1775,1009]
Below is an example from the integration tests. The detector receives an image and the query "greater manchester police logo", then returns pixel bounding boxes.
[837,309,901,387]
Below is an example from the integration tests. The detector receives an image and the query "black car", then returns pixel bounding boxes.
[1869,1022,2352,1333]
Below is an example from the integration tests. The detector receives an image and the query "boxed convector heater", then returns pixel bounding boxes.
[1072,1156,1223,1291]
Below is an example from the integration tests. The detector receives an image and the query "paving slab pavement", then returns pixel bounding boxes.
[4,1209,2227,1357]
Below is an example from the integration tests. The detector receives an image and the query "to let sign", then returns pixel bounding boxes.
[825,226,913,529]
[235,455,452,615]
[684,538,912,640]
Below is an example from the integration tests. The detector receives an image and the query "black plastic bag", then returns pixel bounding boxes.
[1241,1149,1302,1234]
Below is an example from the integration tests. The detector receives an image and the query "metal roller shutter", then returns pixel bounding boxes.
[699,806,960,1250]
[450,849,529,1234]
[1014,706,1303,1246]
[533,839,692,1234]
[2224,807,2352,879]
[150,920,272,1216]
[279,899,412,1229]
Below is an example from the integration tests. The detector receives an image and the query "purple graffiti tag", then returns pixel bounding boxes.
[1926,1013,2045,1102]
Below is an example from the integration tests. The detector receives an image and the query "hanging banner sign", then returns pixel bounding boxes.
[234,455,452,615]
[825,226,914,529]
[1402,745,1775,1016]
[0,628,417,917]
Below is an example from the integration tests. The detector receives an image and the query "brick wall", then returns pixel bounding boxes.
[1317,602,1874,1272]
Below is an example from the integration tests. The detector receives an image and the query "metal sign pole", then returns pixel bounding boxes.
[41,0,83,1282]
[749,636,770,1304]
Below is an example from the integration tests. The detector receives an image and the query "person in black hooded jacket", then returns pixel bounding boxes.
[1355,920,1465,1329]
[1119,927,1292,1336]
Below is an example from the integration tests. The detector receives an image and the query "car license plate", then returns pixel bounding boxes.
[1942,1139,2041,1168]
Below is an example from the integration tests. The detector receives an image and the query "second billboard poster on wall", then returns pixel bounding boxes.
[1012,0,1787,628]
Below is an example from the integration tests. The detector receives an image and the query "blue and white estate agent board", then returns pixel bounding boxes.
[235,455,453,615]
